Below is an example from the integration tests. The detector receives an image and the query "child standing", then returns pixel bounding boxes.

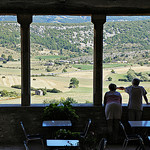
[117,78,149,121]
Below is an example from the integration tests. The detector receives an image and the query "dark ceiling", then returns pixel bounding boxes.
[0,0,150,15]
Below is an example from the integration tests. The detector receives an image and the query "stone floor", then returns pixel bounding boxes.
[0,144,149,150]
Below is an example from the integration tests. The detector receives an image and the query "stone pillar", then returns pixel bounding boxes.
[17,15,32,106]
[92,15,106,106]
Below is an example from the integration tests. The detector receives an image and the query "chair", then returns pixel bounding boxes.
[20,121,44,149]
[80,118,92,139]
[24,141,29,150]
[98,138,107,150]
[119,122,145,150]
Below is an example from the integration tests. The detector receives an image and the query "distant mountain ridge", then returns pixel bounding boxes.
[0,19,150,64]
[1,15,150,23]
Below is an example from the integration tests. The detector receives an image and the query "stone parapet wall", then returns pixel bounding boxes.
[0,105,149,144]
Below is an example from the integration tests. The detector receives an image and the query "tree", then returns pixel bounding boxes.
[7,55,13,61]
[127,69,137,81]
[108,77,112,81]
[62,68,67,73]
[3,60,7,64]
[60,49,63,55]
[69,78,79,88]
[111,69,115,73]
[1,90,8,97]
[46,67,53,72]
[140,73,149,82]
[1,54,6,59]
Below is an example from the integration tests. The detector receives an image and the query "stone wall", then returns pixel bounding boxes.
[0,105,150,144]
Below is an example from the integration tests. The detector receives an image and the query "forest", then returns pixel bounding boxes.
[0,20,150,64]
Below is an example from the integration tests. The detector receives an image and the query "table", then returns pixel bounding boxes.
[128,121,150,128]
[46,139,79,147]
[128,121,150,143]
[42,120,72,127]
[128,121,150,150]
[42,120,72,138]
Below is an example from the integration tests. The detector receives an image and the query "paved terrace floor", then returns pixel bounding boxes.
[0,143,149,150]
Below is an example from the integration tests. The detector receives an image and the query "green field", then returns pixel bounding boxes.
[73,63,132,70]
[0,62,150,105]
[103,63,132,68]
[73,64,93,70]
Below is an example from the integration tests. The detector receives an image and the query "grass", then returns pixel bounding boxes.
[0,62,150,104]
[66,87,92,93]
[103,63,132,68]
[73,64,93,70]
[73,63,132,70]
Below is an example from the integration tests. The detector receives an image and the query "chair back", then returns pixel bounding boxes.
[119,121,128,139]
[24,141,29,150]
[83,118,91,138]
[20,121,28,139]
[98,138,107,150]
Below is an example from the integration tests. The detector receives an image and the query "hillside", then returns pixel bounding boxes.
[0,20,150,64]
[1,15,150,23]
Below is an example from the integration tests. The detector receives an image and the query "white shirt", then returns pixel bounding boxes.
[125,85,147,111]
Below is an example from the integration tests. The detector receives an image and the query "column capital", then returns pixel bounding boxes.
[17,14,32,26]
[91,14,106,24]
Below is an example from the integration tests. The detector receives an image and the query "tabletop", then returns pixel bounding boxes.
[42,120,72,127]
[46,139,79,147]
[128,121,150,128]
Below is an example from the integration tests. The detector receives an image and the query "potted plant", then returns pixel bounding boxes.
[43,97,79,122]
[55,129,80,139]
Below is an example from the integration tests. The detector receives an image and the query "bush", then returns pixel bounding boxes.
[118,79,128,82]
[43,98,79,121]
[55,129,80,139]
[0,90,19,97]
[65,97,77,104]
[62,68,67,73]
[111,69,115,73]
[47,88,62,93]
[3,60,7,64]
[46,68,53,72]
[140,73,149,82]
[11,85,21,89]
[108,77,112,81]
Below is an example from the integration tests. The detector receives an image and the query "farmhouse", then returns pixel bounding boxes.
[35,90,43,96]
[44,62,54,66]
[0,0,150,149]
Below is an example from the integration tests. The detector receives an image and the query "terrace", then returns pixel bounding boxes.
[0,0,150,149]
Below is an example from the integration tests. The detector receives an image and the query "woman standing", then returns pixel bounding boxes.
[104,83,122,143]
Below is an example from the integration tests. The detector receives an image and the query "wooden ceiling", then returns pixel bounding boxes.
[0,0,150,15]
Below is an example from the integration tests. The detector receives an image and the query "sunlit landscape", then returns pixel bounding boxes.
[0,16,150,104]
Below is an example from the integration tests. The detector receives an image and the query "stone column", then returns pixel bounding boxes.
[92,15,106,106]
[17,15,32,106]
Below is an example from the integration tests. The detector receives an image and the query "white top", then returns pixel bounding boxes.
[125,85,147,111]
